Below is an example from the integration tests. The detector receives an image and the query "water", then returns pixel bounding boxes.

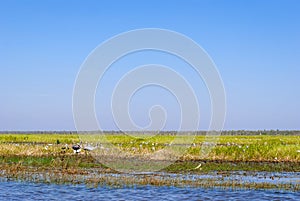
[155,171,300,185]
[0,180,299,201]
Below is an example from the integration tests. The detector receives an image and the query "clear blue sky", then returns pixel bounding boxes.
[0,0,299,131]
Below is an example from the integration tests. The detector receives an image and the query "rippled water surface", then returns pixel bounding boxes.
[0,180,299,201]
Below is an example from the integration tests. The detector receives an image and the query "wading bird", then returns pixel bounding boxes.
[83,145,96,151]
[72,144,81,153]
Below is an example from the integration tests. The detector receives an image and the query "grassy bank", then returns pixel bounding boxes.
[0,132,300,190]
[0,133,299,171]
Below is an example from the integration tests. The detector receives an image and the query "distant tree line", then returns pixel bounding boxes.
[0,130,299,135]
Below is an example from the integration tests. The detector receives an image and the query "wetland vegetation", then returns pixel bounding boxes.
[0,131,299,191]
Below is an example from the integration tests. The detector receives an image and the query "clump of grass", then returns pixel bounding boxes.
[1,164,299,191]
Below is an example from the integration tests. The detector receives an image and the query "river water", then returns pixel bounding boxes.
[0,180,299,200]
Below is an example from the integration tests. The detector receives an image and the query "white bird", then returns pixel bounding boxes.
[83,145,96,151]
[194,163,202,169]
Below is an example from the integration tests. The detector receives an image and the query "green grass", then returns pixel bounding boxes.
[0,134,80,144]
[1,132,300,190]
[0,133,299,172]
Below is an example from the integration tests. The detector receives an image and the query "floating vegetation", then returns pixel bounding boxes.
[1,165,299,191]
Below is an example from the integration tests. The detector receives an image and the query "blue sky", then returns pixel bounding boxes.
[0,0,299,131]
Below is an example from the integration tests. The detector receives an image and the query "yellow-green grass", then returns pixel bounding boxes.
[0,133,300,172]
[1,134,299,161]
[1,133,300,190]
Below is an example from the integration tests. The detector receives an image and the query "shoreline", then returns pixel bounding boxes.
[0,133,299,190]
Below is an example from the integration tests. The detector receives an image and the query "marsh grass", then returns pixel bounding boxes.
[1,134,299,166]
[1,164,299,191]
[0,133,300,190]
